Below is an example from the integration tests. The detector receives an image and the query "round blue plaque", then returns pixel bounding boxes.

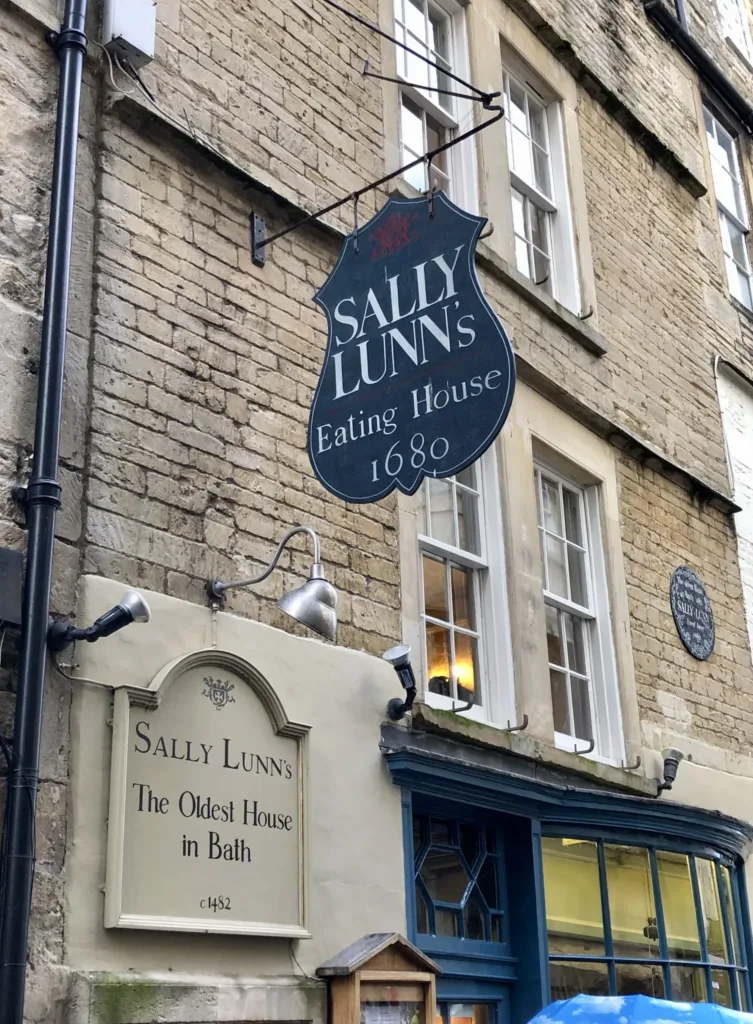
[670,566,715,661]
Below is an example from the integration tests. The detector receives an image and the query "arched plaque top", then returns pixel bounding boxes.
[142,648,310,739]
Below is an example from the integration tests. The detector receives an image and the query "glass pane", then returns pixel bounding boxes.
[511,126,533,183]
[545,535,568,597]
[478,855,499,910]
[670,965,709,1002]
[737,268,753,309]
[459,823,481,869]
[442,1005,494,1024]
[435,907,460,937]
[563,488,583,544]
[428,477,455,545]
[491,915,502,942]
[423,555,448,620]
[456,465,477,490]
[546,605,565,666]
[421,848,469,903]
[729,221,750,266]
[405,0,426,39]
[451,565,474,629]
[549,961,609,1000]
[361,998,425,1024]
[712,969,734,1007]
[514,236,530,277]
[511,189,527,237]
[604,845,659,958]
[457,489,480,554]
[413,815,423,857]
[530,204,550,255]
[507,79,528,132]
[567,547,588,606]
[721,866,742,965]
[426,622,451,696]
[533,146,551,197]
[532,248,551,289]
[550,669,571,734]
[541,477,563,534]
[401,95,425,154]
[571,675,593,742]
[416,885,429,933]
[464,889,486,940]
[656,851,701,961]
[564,613,587,674]
[697,858,729,962]
[529,99,547,149]
[615,963,665,998]
[454,632,480,705]
[431,818,452,844]
[542,837,605,956]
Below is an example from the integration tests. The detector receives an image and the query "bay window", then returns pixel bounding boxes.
[543,836,750,1007]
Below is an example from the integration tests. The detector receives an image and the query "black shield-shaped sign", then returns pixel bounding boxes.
[308,192,515,503]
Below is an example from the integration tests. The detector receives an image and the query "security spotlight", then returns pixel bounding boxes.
[657,747,685,792]
[383,644,417,721]
[47,590,151,653]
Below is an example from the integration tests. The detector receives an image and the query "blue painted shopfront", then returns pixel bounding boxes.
[383,728,753,1024]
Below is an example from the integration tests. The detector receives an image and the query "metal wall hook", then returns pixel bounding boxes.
[622,755,642,771]
[451,695,474,713]
[574,737,596,755]
[352,193,360,254]
[503,714,528,733]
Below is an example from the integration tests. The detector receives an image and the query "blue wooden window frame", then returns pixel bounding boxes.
[387,738,753,1024]
[542,830,751,1009]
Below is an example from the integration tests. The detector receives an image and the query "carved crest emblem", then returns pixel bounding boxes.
[308,191,515,503]
[202,676,236,710]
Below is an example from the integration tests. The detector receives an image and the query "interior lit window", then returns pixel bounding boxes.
[542,837,750,1006]
[419,466,483,707]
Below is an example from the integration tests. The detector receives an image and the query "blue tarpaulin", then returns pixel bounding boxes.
[528,995,753,1024]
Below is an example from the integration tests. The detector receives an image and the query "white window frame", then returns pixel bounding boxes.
[418,450,514,725]
[534,459,623,764]
[395,0,478,212]
[704,107,753,310]
[502,50,580,312]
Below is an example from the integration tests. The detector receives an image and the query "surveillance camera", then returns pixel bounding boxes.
[47,590,151,652]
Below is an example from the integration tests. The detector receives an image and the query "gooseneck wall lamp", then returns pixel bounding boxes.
[657,747,685,792]
[47,590,151,652]
[383,644,418,721]
[207,526,338,643]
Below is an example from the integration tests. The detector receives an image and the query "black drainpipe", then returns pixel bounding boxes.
[0,1,88,1019]
[675,0,689,32]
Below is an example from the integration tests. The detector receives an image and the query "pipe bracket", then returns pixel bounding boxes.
[24,477,62,509]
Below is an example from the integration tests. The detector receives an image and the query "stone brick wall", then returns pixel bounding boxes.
[86,108,400,655]
[147,0,385,232]
[618,453,753,753]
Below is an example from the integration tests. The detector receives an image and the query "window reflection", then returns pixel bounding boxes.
[542,837,749,1007]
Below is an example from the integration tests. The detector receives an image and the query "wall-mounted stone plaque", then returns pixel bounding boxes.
[670,566,715,661]
[105,649,310,936]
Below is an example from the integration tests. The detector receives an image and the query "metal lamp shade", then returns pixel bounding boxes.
[277,564,338,642]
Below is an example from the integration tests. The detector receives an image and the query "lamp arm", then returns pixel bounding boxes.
[210,526,321,597]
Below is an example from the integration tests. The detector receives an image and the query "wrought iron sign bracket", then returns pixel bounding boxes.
[248,0,502,268]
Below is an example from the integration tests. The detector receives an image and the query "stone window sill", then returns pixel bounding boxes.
[409,701,657,797]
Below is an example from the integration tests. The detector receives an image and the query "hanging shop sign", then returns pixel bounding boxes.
[308,192,515,503]
[104,650,310,937]
[670,566,715,661]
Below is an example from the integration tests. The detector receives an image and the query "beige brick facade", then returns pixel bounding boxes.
[2,0,753,1018]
